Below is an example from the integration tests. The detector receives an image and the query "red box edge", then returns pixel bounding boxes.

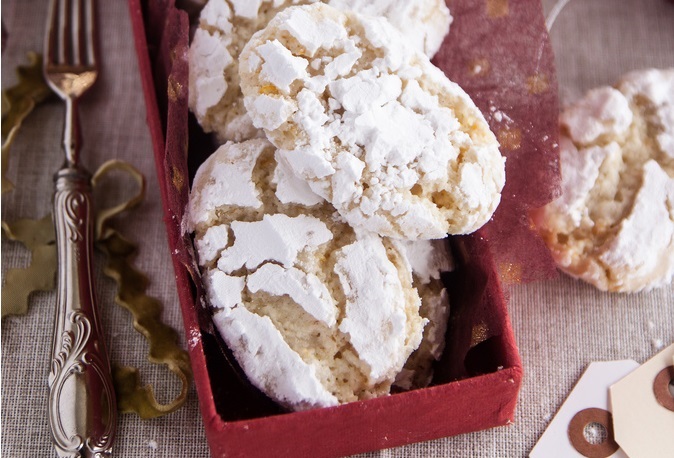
[127,0,223,431]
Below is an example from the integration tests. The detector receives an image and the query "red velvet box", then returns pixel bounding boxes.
[128,1,559,456]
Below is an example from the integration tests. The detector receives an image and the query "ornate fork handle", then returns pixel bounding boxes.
[49,164,116,458]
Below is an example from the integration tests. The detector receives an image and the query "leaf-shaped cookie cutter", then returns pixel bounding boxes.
[2,52,53,194]
[1,215,57,317]
[92,160,193,419]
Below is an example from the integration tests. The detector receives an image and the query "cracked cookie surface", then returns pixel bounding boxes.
[534,68,674,292]
[239,4,504,240]
[188,139,442,410]
[188,0,451,143]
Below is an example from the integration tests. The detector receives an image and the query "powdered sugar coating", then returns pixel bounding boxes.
[204,270,245,310]
[247,263,337,326]
[216,214,333,273]
[328,0,451,57]
[335,234,417,383]
[186,140,266,229]
[619,68,674,159]
[210,289,339,410]
[189,139,426,410]
[596,161,674,290]
[273,154,325,205]
[535,68,674,292]
[188,0,451,143]
[398,239,454,285]
[240,4,504,240]
[194,224,229,266]
[267,154,453,387]
[559,87,632,145]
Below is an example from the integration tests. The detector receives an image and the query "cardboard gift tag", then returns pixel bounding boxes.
[610,344,674,458]
[530,360,639,458]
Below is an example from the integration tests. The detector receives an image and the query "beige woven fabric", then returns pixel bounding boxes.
[1,0,672,456]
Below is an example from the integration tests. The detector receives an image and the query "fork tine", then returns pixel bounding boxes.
[72,0,82,66]
[81,0,97,67]
[45,0,97,69]
[58,0,70,65]
[45,0,59,66]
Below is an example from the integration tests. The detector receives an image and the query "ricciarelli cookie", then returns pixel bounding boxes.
[188,0,452,142]
[239,3,505,240]
[187,139,431,410]
[534,68,674,292]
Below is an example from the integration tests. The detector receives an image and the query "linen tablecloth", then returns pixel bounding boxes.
[2,0,673,456]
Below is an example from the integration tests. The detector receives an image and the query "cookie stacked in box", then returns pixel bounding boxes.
[186,1,505,411]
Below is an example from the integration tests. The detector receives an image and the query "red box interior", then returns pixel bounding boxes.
[128,0,559,456]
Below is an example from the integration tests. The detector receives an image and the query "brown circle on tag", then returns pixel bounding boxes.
[653,365,674,412]
[567,408,619,458]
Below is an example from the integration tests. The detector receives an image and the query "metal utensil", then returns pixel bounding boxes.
[43,0,117,456]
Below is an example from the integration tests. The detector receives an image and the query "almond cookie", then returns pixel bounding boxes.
[239,3,505,240]
[187,139,431,410]
[188,0,451,142]
[534,68,674,292]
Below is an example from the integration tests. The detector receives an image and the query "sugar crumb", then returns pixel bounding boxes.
[651,338,664,350]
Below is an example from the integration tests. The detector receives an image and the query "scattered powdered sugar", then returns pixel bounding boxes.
[188,327,201,350]
[651,338,664,351]
[147,439,158,451]
[489,107,513,124]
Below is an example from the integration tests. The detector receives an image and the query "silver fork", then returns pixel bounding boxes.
[43,0,117,456]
